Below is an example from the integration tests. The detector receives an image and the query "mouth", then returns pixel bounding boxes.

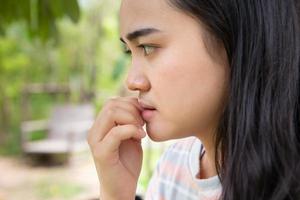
[138,100,156,110]
[138,100,157,120]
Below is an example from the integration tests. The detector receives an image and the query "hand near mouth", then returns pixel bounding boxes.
[87,96,146,200]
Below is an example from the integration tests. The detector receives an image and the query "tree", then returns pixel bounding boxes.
[0,0,80,40]
[0,0,80,149]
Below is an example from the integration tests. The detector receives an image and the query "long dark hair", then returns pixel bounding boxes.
[168,0,300,199]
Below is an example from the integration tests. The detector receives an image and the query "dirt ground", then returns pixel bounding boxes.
[0,137,170,200]
[0,147,100,200]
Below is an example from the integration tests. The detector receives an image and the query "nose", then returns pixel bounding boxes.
[126,62,150,92]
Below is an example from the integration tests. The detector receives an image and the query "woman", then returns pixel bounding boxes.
[87,0,300,199]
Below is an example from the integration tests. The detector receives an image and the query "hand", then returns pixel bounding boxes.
[87,97,146,200]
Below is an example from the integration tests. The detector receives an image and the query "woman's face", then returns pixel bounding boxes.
[119,0,229,141]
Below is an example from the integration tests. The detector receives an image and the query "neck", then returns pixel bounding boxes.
[196,135,218,179]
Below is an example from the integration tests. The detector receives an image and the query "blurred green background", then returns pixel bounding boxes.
[0,0,127,154]
[0,0,168,199]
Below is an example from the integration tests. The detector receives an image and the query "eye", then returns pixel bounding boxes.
[123,44,131,55]
[138,44,156,56]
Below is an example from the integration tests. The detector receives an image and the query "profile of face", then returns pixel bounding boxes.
[119,0,229,142]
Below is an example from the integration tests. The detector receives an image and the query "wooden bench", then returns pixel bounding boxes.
[21,104,95,164]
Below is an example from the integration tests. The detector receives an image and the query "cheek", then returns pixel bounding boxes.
[151,51,192,107]
[152,51,228,133]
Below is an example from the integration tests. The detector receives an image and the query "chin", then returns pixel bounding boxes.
[145,125,180,142]
[147,133,168,142]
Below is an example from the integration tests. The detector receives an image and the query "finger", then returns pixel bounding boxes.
[102,97,144,125]
[87,97,144,146]
[114,100,144,125]
[102,124,146,153]
[91,125,146,166]
[88,106,142,146]
[119,97,143,112]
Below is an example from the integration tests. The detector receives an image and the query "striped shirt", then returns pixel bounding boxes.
[145,137,222,200]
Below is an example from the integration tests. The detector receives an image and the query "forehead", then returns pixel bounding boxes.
[119,0,176,36]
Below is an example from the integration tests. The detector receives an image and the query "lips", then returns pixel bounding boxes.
[138,100,156,110]
[138,100,157,121]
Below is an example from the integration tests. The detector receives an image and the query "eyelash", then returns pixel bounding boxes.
[124,44,156,56]
[124,46,131,54]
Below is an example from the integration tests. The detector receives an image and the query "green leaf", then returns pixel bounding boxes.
[48,0,64,18]
[0,0,80,40]
[63,0,80,23]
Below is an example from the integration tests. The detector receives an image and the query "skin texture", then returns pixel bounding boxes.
[87,0,230,199]
[121,0,229,177]
[120,0,229,142]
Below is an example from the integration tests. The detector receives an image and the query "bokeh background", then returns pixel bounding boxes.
[0,0,171,199]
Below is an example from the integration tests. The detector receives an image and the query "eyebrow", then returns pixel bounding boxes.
[120,28,161,43]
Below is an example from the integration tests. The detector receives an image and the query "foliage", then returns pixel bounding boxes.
[0,0,80,40]
[0,0,127,155]
[0,1,163,197]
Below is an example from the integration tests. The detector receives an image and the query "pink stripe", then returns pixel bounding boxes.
[159,159,199,190]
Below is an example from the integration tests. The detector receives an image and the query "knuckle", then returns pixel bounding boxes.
[101,99,117,113]
[106,97,119,107]
[110,127,122,139]
[104,107,117,119]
